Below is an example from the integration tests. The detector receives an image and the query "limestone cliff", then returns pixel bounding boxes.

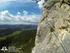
[32,0,70,53]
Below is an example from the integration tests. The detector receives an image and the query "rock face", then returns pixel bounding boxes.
[32,0,70,53]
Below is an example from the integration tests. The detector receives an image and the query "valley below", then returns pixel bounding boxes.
[0,25,37,53]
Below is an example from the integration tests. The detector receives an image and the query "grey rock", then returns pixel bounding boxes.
[32,0,70,53]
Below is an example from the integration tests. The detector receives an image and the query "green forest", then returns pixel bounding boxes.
[0,29,37,53]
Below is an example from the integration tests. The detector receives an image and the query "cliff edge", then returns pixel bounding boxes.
[32,0,70,53]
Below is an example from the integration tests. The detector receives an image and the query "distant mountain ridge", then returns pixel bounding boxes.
[0,24,37,30]
[0,24,37,36]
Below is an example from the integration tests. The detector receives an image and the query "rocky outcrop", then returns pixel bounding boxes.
[32,0,70,53]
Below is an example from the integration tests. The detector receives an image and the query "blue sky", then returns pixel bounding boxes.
[0,0,43,24]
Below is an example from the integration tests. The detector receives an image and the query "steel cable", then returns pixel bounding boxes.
[47,21,68,53]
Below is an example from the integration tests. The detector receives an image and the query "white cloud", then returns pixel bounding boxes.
[0,10,41,24]
[0,0,16,4]
[17,0,33,3]
[23,10,28,15]
[12,0,33,3]
[1,10,8,15]
[38,0,45,8]
[17,12,21,15]
[0,0,34,4]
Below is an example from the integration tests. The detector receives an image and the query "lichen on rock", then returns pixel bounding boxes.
[32,0,70,53]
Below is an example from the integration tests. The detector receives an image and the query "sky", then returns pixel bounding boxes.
[0,0,44,24]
